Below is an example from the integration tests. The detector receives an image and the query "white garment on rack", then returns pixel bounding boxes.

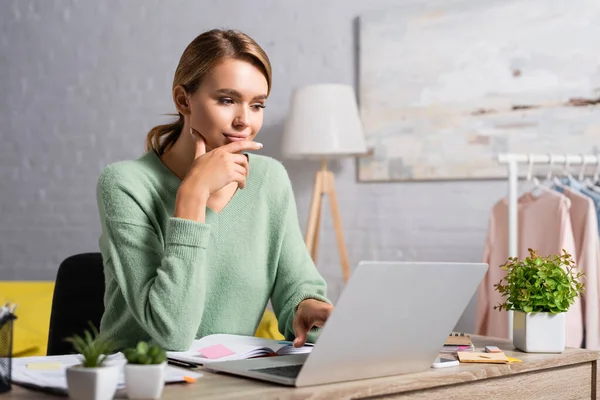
[475,192,583,348]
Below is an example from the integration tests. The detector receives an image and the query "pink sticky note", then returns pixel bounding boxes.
[198,344,235,359]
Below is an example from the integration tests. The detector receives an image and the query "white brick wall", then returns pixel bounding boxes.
[0,0,510,332]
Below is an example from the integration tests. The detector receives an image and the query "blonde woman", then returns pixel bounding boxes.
[96,29,332,351]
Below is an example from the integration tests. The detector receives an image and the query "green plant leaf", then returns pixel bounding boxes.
[493,248,585,314]
[124,341,167,365]
[148,345,160,358]
[136,341,148,354]
[154,352,167,364]
[63,322,117,368]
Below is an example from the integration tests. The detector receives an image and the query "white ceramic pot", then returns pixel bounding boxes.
[513,310,566,353]
[66,364,121,400]
[124,362,166,400]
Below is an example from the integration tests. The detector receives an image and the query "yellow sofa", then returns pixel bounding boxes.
[0,281,282,357]
[254,309,285,340]
[0,282,55,357]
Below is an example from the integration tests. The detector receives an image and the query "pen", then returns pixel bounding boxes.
[0,302,17,323]
[279,341,314,347]
[167,358,198,369]
[0,304,8,320]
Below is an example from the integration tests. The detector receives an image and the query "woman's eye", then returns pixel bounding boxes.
[251,104,266,111]
[218,98,234,105]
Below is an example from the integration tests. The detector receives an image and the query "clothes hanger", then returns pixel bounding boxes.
[588,154,600,193]
[547,154,564,187]
[527,154,561,195]
[578,154,588,182]
[592,155,600,183]
[531,154,571,208]
[581,154,594,187]
[550,153,570,189]
[562,153,576,182]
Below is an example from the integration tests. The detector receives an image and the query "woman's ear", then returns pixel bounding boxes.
[173,85,191,115]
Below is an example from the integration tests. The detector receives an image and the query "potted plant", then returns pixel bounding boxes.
[64,323,120,400]
[494,248,585,353]
[123,341,167,400]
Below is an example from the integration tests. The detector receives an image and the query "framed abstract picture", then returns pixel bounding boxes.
[357,0,600,182]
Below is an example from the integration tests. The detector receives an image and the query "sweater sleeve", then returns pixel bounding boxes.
[97,166,210,351]
[268,162,330,343]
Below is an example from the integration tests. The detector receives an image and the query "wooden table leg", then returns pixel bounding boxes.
[305,171,322,261]
[593,359,598,399]
[327,171,350,282]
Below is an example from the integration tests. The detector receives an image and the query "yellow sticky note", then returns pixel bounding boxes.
[27,362,63,370]
[507,356,522,363]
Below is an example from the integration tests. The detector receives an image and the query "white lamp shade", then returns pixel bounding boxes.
[282,84,368,159]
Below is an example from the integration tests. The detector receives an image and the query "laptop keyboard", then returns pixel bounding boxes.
[250,364,303,378]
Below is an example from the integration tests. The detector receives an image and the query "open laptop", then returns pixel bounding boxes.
[205,261,488,387]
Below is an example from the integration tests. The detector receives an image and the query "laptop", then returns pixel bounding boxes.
[205,261,488,387]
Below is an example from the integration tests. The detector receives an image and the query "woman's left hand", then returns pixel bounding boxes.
[292,299,333,347]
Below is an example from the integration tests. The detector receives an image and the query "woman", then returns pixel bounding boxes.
[96,29,332,351]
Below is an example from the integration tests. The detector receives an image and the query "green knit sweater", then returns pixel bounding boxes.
[96,150,330,351]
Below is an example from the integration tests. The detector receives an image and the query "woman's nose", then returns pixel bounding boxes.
[234,107,250,128]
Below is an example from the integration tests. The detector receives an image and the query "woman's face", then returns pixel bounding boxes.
[183,58,269,152]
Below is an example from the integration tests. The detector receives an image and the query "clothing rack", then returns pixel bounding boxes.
[496,153,600,338]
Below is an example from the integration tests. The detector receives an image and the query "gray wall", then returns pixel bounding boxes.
[0,0,508,332]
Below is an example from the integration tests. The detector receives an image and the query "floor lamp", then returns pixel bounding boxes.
[281,84,368,282]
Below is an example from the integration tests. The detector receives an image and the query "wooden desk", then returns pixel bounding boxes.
[5,335,600,399]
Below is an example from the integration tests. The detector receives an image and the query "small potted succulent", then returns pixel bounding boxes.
[123,341,167,399]
[494,248,585,353]
[64,323,120,400]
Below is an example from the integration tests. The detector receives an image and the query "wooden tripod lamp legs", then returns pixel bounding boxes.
[305,160,351,282]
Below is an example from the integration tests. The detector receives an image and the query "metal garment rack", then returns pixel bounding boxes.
[496,153,600,339]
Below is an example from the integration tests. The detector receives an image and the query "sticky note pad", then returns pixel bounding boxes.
[27,362,63,370]
[198,344,235,359]
[457,351,509,364]
[485,345,502,353]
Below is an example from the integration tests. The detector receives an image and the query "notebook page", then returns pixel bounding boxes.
[167,334,276,364]
[166,334,313,364]
[11,353,202,391]
[275,342,314,355]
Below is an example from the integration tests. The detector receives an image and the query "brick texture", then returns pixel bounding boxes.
[0,0,510,332]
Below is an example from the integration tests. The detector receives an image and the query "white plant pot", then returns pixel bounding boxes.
[66,364,121,400]
[513,310,566,353]
[125,362,166,400]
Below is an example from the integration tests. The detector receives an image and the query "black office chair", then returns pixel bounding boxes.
[46,253,106,355]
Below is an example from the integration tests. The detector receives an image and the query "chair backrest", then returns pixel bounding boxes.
[47,253,105,355]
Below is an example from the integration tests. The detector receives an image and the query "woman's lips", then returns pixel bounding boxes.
[223,133,248,142]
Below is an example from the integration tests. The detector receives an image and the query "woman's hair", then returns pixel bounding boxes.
[145,29,272,155]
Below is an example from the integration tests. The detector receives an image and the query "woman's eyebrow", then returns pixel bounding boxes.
[215,88,267,101]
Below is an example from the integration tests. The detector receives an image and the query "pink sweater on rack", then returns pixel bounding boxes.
[475,192,583,348]
[560,186,600,349]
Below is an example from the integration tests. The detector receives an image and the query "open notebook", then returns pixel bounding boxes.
[166,334,313,365]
